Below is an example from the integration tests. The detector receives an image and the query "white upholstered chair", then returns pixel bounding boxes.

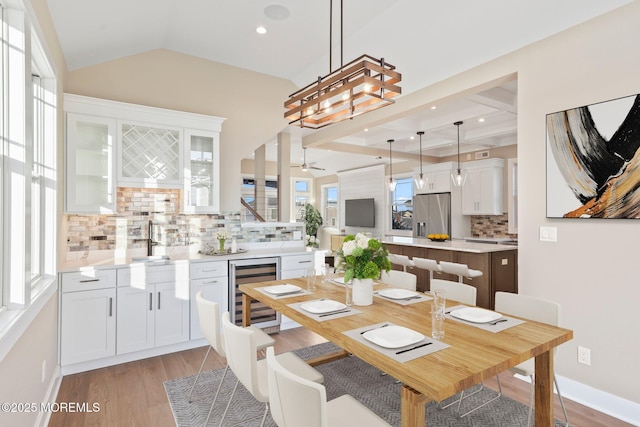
[379,269,417,291]
[217,312,324,427]
[429,279,477,306]
[388,253,415,272]
[266,347,391,427]
[188,292,275,405]
[494,292,569,427]
[438,261,483,283]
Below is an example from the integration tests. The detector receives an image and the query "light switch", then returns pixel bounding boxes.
[539,226,557,242]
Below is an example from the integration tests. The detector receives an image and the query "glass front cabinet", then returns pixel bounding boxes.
[183,129,220,213]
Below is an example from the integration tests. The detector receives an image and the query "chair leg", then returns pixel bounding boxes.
[260,403,269,427]
[187,346,212,403]
[455,374,503,418]
[214,378,239,427]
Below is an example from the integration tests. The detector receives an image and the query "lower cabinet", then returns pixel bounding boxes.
[189,260,229,340]
[280,253,315,330]
[60,288,116,365]
[116,265,190,355]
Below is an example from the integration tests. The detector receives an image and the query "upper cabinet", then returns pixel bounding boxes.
[64,94,225,214]
[415,162,453,194]
[461,158,505,215]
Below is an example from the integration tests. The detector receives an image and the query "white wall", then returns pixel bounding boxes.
[337,165,386,238]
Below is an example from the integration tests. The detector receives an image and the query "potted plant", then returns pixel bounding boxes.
[303,204,323,247]
[336,233,391,305]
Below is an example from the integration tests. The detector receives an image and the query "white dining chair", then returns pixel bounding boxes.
[388,253,415,272]
[438,261,483,283]
[188,292,276,406]
[429,279,477,306]
[216,312,324,427]
[266,347,391,427]
[379,269,417,291]
[494,292,569,427]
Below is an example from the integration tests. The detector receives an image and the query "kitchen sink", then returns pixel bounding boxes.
[131,255,171,264]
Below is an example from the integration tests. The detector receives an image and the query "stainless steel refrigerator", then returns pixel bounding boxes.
[413,192,451,237]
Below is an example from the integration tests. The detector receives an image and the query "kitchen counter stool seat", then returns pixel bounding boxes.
[412,257,442,283]
[388,254,415,272]
[439,261,483,283]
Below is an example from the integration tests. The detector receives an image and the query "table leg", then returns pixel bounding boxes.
[535,349,554,427]
[401,385,429,427]
[241,293,251,327]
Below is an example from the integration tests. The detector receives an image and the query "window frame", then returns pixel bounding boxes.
[388,174,414,237]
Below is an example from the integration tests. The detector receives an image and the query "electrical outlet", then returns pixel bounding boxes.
[578,346,591,365]
[41,360,46,383]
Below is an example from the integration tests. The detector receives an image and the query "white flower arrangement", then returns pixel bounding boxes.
[305,234,319,247]
[214,229,232,241]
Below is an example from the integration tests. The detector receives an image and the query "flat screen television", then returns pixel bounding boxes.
[345,198,375,227]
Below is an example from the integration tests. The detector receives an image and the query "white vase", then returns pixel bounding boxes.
[352,278,374,306]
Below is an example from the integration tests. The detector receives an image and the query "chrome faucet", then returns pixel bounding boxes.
[148,220,159,256]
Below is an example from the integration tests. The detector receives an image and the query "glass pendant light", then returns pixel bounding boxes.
[451,121,467,187]
[414,131,426,190]
[387,139,397,191]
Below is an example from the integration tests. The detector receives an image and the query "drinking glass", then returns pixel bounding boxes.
[433,289,446,310]
[344,281,353,306]
[306,268,317,292]
[431,303,445,340]
[320,263,331,283]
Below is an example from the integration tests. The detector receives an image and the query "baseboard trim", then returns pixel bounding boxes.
[36,364,62,427]
[556,375,640,426]
[516,373,639,426]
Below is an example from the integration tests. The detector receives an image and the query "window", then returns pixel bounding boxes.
[0,2,57,319]
[391,177,413,231]
[322,185,338,227]
[292,178,312,221]
[241,178,278,222]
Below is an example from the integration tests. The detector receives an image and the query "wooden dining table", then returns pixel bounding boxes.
[239,277,573,427]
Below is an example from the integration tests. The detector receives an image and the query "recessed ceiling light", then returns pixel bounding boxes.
[430,106,437,110]
[410,136,415,140]
[256,26,267,34]
[264,4,291,20]
[364,128,369,132]
[478,118,485,122]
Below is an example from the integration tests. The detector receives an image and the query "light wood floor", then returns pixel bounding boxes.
[50,328,630,427]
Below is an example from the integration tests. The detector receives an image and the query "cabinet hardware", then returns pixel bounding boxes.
[79,278,100,283]
[109,297,113,317]
[157,292,161,310]
[202,280,219,284]
[202,269,220,272]
[298,260,312,264]
[149,293,153,311]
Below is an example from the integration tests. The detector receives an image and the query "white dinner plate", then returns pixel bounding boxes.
[378,288,419,299]
[331,277,346,285]
[450,307,502,323]
[300,299,347,314]
[263,284,302,295]
[362,325,425,349]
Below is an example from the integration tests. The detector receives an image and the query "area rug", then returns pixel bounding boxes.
[165,342,569,426]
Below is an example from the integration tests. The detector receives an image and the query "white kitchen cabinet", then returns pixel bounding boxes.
[189,260,228,340]
[415,162,453,194]
[60,269,117,365]
[64,93,225,200]
[280,253,315,279]
[462,159,505,215]
[64,113,117,213]
[183,129,220,213]
[116,264,190,355]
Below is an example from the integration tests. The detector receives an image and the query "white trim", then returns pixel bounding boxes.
[35,364,61,427]
[515,373,640,426]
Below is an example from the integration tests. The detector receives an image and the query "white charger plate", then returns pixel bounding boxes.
[300,299,347,314]
[362,325,424,349]
[378,288,419,299]
[263,284,301,295]
[450,307,502,323]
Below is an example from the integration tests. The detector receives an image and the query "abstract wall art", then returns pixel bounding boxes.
[546,93,640,218]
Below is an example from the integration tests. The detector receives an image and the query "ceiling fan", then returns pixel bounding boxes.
[291,147,325,171]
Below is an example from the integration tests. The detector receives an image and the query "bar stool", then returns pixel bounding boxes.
[438,261,483,283]
[388,253,415,272]
[412,257,442,281]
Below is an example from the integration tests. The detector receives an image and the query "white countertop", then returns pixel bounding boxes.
[58,244,322,272]
[382,236,517,253]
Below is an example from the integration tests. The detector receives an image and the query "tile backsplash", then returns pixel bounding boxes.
[63,187,304,253]
[470,214,517,238]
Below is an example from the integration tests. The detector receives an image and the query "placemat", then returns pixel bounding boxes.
[343,322,450,363]
[255,285,314,299]
[445,304,525,333]
[287,299,362,322]
[373,290,433,306]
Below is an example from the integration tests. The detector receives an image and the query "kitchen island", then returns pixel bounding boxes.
[382,236,517,309]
